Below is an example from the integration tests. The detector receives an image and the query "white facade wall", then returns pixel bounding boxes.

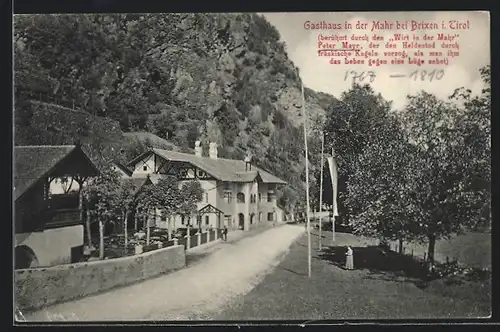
[15,225,84,267]
[131,154,156,175]
[130,153,283,232]
[257,183,280,223]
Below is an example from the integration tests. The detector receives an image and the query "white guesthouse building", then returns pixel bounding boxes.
[126,141,287,231]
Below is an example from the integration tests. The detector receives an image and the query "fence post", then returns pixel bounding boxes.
[411,249,414,257]
[186,234,191,249]
[446,256,449,264]
[424,252,427,262]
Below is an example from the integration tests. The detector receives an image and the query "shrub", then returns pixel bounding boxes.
[142,243,159,253]
[429,262,491,281]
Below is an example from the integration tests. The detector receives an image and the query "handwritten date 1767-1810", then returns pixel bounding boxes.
[344,69,445,84]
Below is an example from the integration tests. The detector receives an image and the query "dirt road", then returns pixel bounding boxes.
[24,224,304,321]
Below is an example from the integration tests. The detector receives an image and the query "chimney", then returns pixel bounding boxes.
[244,153,252,171]
[194,140,202,157]
[209,142,218,159]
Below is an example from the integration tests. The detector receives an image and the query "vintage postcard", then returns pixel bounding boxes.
[13,11,491,323]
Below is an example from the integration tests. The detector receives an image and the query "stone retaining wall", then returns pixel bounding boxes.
[15,245,185,311]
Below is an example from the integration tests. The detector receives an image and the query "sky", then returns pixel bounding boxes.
[263,11,490,110]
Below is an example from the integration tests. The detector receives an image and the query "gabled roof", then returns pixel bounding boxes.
[198,203,224,215]
[112,162,133,177]
[234,171,262,183]
[128,148,287,184]
[14,145,100,201]
[120,176,153,196]
[276,203,287,212]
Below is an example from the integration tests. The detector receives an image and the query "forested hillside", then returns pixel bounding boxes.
[14,13,337,213]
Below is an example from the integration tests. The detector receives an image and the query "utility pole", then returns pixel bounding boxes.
[331,147,336,244]
[301,82,312,278]
[318,132,325,250]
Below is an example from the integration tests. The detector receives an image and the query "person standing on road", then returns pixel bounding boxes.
[223,225,228,241]
[345,246,354,270]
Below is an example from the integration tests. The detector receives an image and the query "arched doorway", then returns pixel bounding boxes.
[238,213,245,230]
[250,213,255,225]
[15,245,39,269]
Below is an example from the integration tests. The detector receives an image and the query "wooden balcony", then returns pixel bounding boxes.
[48,194,79,210]
[44,209,81,229]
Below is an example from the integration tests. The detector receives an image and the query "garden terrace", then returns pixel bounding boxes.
[85,227,223,261]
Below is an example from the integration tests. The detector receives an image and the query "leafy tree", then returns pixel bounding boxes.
[116,180,138,247]
[448,65,491,231]
[321,84,392,222]
[346,114,418,251]
[84,168,122,259]
[177,181,204,231]
[59,176,75,194]
[214,103,240,147]
[154,177,184,240]
[277,185,301,215]
[399,82,490,265]
[122,136,150,162]
[324,84,393,174]
[150,111,177,140]
[136,176,204,242]
[136,184,159,245]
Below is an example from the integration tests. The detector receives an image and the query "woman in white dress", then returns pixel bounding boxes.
[345,246,354,270]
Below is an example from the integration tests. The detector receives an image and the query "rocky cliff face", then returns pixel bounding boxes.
[121,13,335,137]
[14,13,338,211]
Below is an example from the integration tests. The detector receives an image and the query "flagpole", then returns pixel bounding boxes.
[301,82,312,278]
[318,132,324,250]
[332,147,336,244]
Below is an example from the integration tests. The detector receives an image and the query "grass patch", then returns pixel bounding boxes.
[213,230,491,320]
[390,232,491,269]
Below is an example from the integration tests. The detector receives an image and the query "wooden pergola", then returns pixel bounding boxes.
[14,145,100,233]
[197,204,224,230]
